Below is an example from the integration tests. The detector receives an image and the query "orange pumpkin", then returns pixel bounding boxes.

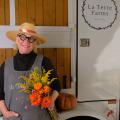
[56,93,77,111]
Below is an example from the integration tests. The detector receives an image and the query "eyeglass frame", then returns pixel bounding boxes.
[17,33,37,43]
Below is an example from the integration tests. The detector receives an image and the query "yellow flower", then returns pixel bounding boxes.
[41,70,53,85]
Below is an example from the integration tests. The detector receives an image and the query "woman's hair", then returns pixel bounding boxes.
[13,43,18,50]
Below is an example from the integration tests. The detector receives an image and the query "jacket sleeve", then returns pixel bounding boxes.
[0,63,5,100]
[42,57,61,92]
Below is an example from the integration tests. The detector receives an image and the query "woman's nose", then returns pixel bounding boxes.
[23,39,30,44]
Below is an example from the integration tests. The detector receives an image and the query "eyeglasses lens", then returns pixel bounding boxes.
[17,33,36,43]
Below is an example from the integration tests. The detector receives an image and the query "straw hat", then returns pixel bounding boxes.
[6,23,46,44]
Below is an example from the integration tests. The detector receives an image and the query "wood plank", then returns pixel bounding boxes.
[35,0,43,25]
[43,0,56,26]
[57,48,64,88]
[17,0,27,24]
[15,0,19,25]
[43,48,57,69]
[57,48,71,88]
[63,0,68,26]
[63,48,71,88]
[56,0,64,26]
[26,0,35,24]
[0,48,5,64]
[15,0,68,26]
[0,0,5,25]
[4,0,10,25]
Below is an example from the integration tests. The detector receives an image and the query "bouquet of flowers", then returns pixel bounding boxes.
[16,67,58,120]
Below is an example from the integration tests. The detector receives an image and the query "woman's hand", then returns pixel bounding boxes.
[48,90,59,110]
[0,100,19,118]
[3,110,19,118]
[48,98,55,110]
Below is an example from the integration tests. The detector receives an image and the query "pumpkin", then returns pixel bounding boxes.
[56,92,77,111]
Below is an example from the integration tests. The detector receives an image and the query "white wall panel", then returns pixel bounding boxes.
[77,0,120,101]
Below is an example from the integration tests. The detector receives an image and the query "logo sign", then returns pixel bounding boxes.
[82,0,117,30]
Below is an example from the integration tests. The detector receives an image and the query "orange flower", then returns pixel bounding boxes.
[34,82,42,91]
[38,88,44,95]
[41,96,52,108]
[43,86,51,94]
[29,92,41,106]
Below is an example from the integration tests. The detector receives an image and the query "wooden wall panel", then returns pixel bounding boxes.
[57,48,64,88]
[43,48,57,69]
[0,0,67,25]
[15,0,68,26]
[27,0,35,24]
[63,0,68,26]
[43,0,56,26]
[63,48,71,88]
[0,0,5,24]
[0,48,71,88]
[15,0,27,25]
[56,0,64,26]
[0,0,10,25]
[35,0,43,25]
[56,48,71,88]
[5,0,10,24]
[15,0,19,25]
[0,48,5,64]
[55,0,68,26]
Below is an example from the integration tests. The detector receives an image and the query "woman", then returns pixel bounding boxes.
[0,23,61,120]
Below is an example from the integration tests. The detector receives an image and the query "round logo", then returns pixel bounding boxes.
[82,0,118,30]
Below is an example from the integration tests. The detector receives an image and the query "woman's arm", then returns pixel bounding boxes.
[0,63,5,101]
[0,64,18,118]
[0,100,8,116]
[51,90,59,102]
[42,57,61,92]
[0,100,18,118]
[49,90,59,109]
[42,57,61,108]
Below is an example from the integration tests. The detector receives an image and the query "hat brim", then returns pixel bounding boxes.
[6,31,46,44]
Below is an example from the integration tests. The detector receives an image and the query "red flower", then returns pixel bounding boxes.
[29,92,41,106]
[41,96,52,108]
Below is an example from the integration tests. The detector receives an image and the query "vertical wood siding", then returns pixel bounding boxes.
[35,0,44,25]
[15,0,68,26]
[0,48,71,88]
[0,0,10,25]
[0,0,68,25]
[15,0,27,25]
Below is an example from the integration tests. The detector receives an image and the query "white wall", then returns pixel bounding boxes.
[77,0,120,101]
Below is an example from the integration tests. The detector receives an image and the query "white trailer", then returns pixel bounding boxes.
[59,0,120,119]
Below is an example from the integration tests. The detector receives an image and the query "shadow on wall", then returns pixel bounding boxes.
[94,26,120,99]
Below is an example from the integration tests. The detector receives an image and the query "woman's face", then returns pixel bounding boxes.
[16,33,37,54]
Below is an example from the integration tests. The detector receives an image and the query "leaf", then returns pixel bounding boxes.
[47,78,57,85]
